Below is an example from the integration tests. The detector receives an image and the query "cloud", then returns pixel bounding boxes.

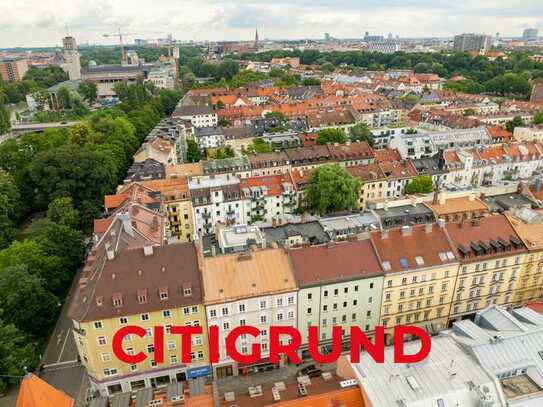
[0,0,541,47]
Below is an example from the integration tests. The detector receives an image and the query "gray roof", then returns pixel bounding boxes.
[81,64,146,74]
[352,335,502,407]
[483,193,537,213]
[173,105,214,117]
[110,392,131,407]
[135,387,153,407]
[262,221,329,246]
[374,204,435,228]
[195,126,225,138]
[47,79,82,93]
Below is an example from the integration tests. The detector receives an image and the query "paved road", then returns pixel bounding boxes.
[38,267,90,405]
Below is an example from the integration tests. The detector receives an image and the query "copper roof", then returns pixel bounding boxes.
[290,240,383,287]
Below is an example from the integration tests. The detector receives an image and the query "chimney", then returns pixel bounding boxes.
[210,245,216,257]
[437,218,445,228]
[425,223,433,234]
[143,245,154,256]
[438,194,446,205]
[118,212,134,236]
[106,248,115,261]
[381,229,389,240]
[401,225,412,236]
[468,193,475,201]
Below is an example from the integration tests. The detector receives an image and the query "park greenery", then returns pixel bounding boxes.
[305,164,361,214]
[349,123,375,146]
[0,81,181,390]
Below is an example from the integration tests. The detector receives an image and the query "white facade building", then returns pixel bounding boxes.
[189,175,246,236]
[172,105,218,128]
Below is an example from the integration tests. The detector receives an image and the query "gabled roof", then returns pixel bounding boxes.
[290,240,383,287]
[17,374,74,407]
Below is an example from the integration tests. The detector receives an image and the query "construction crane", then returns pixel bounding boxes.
[102,29,151,65]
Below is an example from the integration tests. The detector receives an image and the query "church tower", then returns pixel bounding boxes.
[62,36,81,81]
[254,29,259,50]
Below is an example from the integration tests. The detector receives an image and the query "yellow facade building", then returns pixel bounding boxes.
[69,243,210,396]
[371,222,459,343]
[445,215,528,323]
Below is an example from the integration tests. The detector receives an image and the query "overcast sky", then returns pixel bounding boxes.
[1,0,542,48]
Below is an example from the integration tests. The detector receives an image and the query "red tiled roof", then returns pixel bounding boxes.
[290,240,383,287]
[104,193,129,210]
[17,374,74,407]
[371,224,457,273]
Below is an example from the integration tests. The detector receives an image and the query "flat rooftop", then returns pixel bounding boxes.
[218,371,362,407]
[501,375,543,400]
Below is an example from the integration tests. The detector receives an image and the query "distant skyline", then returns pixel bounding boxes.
[1,0,542,48]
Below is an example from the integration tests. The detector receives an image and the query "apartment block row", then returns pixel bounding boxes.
[71,201,543,396]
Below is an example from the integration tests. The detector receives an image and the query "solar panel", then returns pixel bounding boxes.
[400,257,409,269]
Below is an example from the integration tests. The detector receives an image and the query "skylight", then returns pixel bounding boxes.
[382,261,391,271]
[415,256,425,266]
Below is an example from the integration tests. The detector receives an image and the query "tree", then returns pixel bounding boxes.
[405,175,434,194]
[316,128,347,145]
[534,111,543,125]
[264,111,287,121]
[0,239,65,295]
[0,320,38,394]
[0,265,58,338]
[68,122,99,146]
[47,197,79,229]
[304,164,361,214]
[0,98,9,135]
[211,145,235,159]
[302,77,321,86]
[250,138,272,154]
[186,139,201,162]
[505,116,524,133]
[78,80,98,104]
[321,62,335,73]
[0,172,22,249]
[218,118,230,127]
[350,123,374,146]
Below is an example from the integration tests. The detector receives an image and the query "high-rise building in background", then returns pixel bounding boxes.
[324,32,331,41]
[62,36,81,80]
[0,57,28,81]
[523,28,539,41]
[453,33,492,53]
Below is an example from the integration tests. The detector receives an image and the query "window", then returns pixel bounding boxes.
[119,317,128,325]
[97,336,107,346]
[165,325,172,334]
[94,321,103,329]
[150,360,158,368]
[167,341,176,351]
[191,306,198,314]
[260,315,267,324]
[163,310,171,318]
[223,322,230,331]
[130,364,138,372]
[366,311,371,317]
[101,353,111,362]
[183,287,192,296]
[288,311,294,319]
[307,308,312,314]
[260,300,266,309]
[323,305,328,312]
[210,309,217,318]
[277,298,283,307]
[344,287,349,294]
[141,313,150,321]
[160,291,168,301]
[221,307,229,316]
[277,313,284,321]
[103,368,118,377]
[334,289,339,296]
[307,293,312,300]
[239,319,246,326]
[238,304,246,312]
[183,307,190,315]
[288,296,294,305]
[170,355,178,364]
[353,299,358,306]
[147,344,154,354]
[323,290,328,297]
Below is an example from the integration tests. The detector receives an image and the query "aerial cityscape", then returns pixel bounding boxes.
[2,2,543,407]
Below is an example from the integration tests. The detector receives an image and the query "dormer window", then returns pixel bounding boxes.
[137,289,148,304]
[183,282,192,297]
[159,287,169,301]
[96,296,103,306]
[112,293,123,308]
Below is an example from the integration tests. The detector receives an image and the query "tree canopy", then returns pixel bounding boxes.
[316,128,348,145]
[405,175,434,194]
[304,164,361,214]
[350,123,374,146]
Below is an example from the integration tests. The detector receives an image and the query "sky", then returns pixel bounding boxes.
[0,0,542,48]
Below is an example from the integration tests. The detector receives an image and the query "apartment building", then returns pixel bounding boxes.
[240,174,297,223]
[371,222,459,343]
[0,57,29,81]
[172,105,218,128]
[290,240,384,359]
[327,141,375,167]
[453,33,491,53]
[248,151,291,177]
[69,242,209,396]
[347,164,387,210]
[136,177,195,243]
[445,215,528,323]
[189,174,246,236]
[202,248,298,378]
[505,208,543,306]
